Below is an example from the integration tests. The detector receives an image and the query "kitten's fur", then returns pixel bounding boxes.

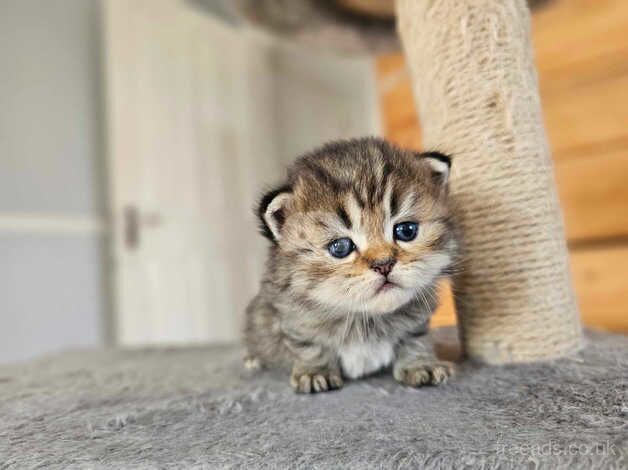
[244,138,459,393]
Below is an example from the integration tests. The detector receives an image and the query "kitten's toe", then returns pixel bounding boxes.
[243,356,262,372]
[429,363,453,384]
[312,374,329,392]
[328,372,344,390]
[290,370,344,394]
[394,361,454,387]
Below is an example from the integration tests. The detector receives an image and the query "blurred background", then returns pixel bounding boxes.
[1,0,626,364]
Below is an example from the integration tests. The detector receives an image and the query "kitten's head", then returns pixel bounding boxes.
[258,138,457,315]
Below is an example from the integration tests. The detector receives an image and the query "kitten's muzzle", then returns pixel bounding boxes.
[370,258,396,277]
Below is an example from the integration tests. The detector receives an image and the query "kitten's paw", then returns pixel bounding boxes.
[393,361,454,387]
[290,370,344,394]
[243,356,262,372]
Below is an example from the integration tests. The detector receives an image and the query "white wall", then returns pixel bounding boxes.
[0,0,107,363]
[273,45,381,166]
[0,0,382,360]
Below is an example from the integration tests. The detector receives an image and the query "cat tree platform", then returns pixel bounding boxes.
[2,328,625,468]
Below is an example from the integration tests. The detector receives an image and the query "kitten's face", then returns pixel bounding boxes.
[259,139,456,315]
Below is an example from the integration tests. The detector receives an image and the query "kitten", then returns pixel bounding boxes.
[244,137,459,393]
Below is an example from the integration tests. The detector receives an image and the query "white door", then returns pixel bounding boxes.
[104,0,381,347]
[104,0,280,345]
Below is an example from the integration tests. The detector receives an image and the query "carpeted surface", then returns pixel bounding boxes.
[0,328,626,469]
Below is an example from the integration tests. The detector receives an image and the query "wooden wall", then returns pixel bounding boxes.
[376,0,628,332]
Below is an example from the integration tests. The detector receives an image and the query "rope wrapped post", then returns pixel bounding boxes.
[396,0,582,363]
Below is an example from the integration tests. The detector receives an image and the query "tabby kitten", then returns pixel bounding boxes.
[244,138,458,393]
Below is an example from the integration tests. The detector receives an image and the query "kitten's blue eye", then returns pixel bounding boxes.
[328,238,355,258]
[394,221,419,242]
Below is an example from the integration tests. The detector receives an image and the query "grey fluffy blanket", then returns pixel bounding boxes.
[1,329,626,469]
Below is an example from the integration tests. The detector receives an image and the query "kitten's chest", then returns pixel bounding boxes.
[338,340,395,379]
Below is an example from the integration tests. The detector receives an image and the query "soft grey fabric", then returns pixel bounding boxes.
[1,328,626,469]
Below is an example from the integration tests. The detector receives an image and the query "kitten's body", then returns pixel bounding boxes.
[244,138,459,393]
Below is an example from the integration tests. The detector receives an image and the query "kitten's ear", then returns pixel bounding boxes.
[419,151,452,186]
[257,185,293,243]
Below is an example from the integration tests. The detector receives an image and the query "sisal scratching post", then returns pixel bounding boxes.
[396,0,582,363]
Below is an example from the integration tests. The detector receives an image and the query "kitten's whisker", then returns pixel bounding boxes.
[424,286,438,305]
[412,288,431,313]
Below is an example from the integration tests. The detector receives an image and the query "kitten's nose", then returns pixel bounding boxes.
[370,258,396,277]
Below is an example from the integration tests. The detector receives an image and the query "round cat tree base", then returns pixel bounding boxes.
[2,328,626,467]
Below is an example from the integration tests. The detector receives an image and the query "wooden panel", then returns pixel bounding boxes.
[556,148,628,241]
[535,0,628,157]
[376,54,421,150]
[570,247,628,333]
[431,247,628,333]
[431,282,456,328]
[534,0,628,92]
[543,75,628,160]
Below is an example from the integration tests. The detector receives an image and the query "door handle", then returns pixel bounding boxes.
[123,206,163,250]
[124,205,139,250]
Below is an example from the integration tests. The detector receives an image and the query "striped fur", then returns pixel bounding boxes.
[244,138,459,392]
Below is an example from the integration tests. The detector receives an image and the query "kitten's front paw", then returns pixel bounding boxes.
[243,356,262,372]
[290,369,344,394]
[393,361,454,387]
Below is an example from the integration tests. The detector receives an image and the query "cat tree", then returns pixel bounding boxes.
[233,0,583,363]
[395,0,582,363]
[4,2,625,467]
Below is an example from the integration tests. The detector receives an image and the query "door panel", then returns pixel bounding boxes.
[105,0,381,346]
[105,0,256,345]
